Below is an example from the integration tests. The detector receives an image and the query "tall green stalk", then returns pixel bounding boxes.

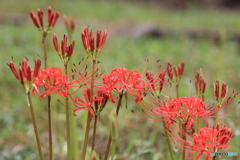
[42,32,53,160]
[176,85,179,98]
[155,90,175,160]
[181,123,186,160]
[47,96,53,160]
[64,64,73,160]
[27,92,44,160]
[104,93,123,160]
[104,135,112,160]
[81,112,92,160]
[91,115,98,152]
[81,60,96,160]
[68,30,80,160]
[162,121,175,160]
[72,116,79,160]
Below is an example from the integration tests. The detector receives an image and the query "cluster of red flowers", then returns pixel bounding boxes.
[30,6,59,31]
[34,67,72,98]
[53,33,75,64]
[99,68,145,103]
[172,124,232,160]
[81,27,107,60]
[8,58,41,91]
[7,6,239,160]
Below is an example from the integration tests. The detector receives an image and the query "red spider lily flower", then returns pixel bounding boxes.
[73,88,103,117]
[139,94,239,131]
[195,69,206,98]
[145,71,155,90]
[145,69,167,94]
[99,68,146,103]
[94,90,109,115]
[81,27,107,60]
[171,125,232,160]
[29,6,59,31]
[63,15,76,34]
[34,67,78,98]
[53,33,75,64]
[159,97,209,130]
[96,74,118,103]
[214,80,228,105]
[8,58,41,91]
[94,68,168,104]
[47,6,59,28]
[167,61,185,85]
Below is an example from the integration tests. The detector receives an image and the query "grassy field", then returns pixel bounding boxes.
[0,0,240,160]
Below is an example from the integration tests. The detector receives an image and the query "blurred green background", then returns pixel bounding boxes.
[0,0,240,159]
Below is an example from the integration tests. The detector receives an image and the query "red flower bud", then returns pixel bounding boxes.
[221,83,227,99]
[66,40,75,57]
[96,30,101,49]
[7,62,20,80]
[53,33,59,52]
[34,59,41,78]
[48,6,53,25]
[29,12,40,29]
[19,68,24,85]
[167,62,173,80]
[37,9,44,28]
[214,80,220,100]
[51,12,59,28]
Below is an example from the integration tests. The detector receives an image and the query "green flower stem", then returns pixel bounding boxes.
[162,121,175,160]
[91,115,98,152]
[104,135,112,160]
[181,123,186,160]
[155,92,175,160]
[104,93,123,160]
[72,116,79,160]
[116,93,124,116]
[42,31,48,70]
[213,149,218,160]
[81,60,96,160]
[48,95,53,160]
[27,92,43,160]
[81,112,92,160]
[64,64,73,160]
[176,84,179,98]
[42,31,53,160]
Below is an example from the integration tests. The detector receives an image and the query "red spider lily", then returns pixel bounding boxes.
[167,61,185,85]
[81,27,107,60]
[73,88,103,117]
[29,6,59,31]
[145,69,167,93]
[171,125,232,160]
[139,95,239,130]
[154,97,209,130]
[63,15,76,33]
[8,58,41,91]
[195,69,206,98]
[93,68,168,103]
[99,68,146,103]
[53,33,75,64]
[214,80,228,105]
[94,90,109,115]
[33,67,78,98]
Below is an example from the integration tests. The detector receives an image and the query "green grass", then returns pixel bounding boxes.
[1,0,240,160]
